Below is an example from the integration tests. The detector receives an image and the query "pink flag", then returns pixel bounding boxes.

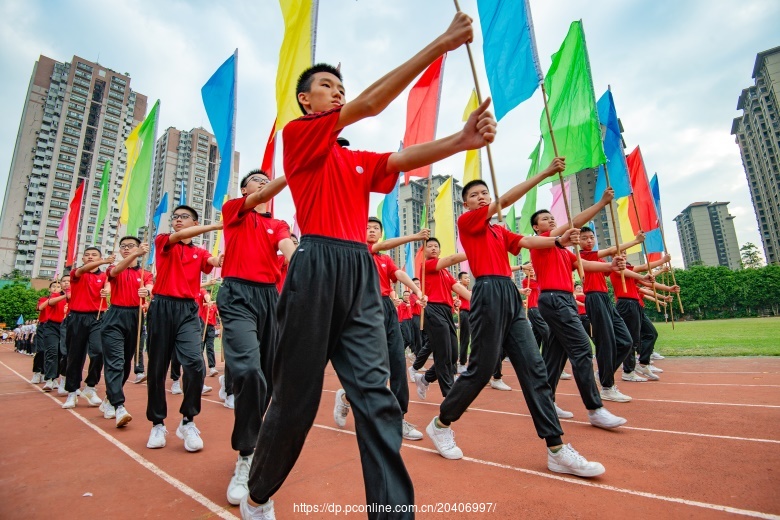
[56,210,69,241]
[291,214,301,239]
[549,180,570,228]
[456,233,470,274]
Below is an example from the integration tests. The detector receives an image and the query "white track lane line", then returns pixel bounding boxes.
[554,392,780,408]
[0,360,239,520]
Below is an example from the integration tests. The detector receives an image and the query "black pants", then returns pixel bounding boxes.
[399,319,412,349]
[526,307,550,349]
[247,236,413,514]
[421,303,458,397]
[217,278,278,456]
[410,315,422,355]
[586,292,633,388]
[412,336,432,371]
[578,314,592,340]
[170,352,181,381]
[201,320,216,368]
[102,305,142,408]
[382,297,409,415]
[134,323,147,374]
[32,331,44,373]
[492,350,506,380]
[64,311,104,393]
[58,318,68,377]
[639,313,658,365]
[458,310,471,365]
[616,298,642,374]
[440,277,563,447]
[538,291,602,410]
[146,296,204,425]
[41,321,62,381]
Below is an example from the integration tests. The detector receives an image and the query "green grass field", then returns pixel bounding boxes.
[654,317,780,356]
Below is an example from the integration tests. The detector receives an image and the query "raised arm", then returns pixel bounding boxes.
[452,282,472,301]
[110,243,150,278]
[597,231,646,258]
[551,188,615,237]
[479,159,565,221]
[242,176,288,211]
[395,270,425,302]
[519,227,580,250]
[372,229,430,253]
[633,254,672,274]
[169,222,222,245]
[75,256,114,277]
[436,252,468,271]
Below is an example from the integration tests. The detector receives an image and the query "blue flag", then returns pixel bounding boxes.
[202,50,237,211]
[17,315,24,325]
[404,242,415,279]
[382,180,400,239]
[148,192,169,265]
[478,0,543,120]
[179,180,186,206]
[649,173,662,221]
[645,174,664,253]
[595,90,632,200]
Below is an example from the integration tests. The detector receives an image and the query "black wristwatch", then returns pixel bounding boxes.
[554,236,565,249]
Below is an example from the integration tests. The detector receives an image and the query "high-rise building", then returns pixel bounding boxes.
[150,127,239,252]
[0,55,148,279]
[673,201,741,269]
[731,46,780,265]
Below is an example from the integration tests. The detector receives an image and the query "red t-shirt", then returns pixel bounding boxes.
[397,302,412,321]
[410,293,422,316]
[424,258,457,308]
[523,277,540,308]
[282,107,399,242]
[275,255,288,293]
[580,249,608,293]
[372,252,400,297]
[107,265,153,307]
[575,293,587,315]
[198,289,218,325]
[69,268,107,312]
[611,265,639,300]
[153,234,213,299]
[529,232,577,292]
[48,295,67,323]
[459,290,471,312]
[37,296,49,323]
[457,205,523,278]
[221,199,290,283]
[639,295,646,308]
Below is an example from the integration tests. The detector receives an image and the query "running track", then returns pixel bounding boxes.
[1,344,778,519]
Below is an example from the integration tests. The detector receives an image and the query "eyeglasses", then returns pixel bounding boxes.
[170,214,192,221]
[118,244,137,250]
[246,176,270,186]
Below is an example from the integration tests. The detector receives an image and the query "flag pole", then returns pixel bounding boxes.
[627,193,661,311]
[420,177,432,330]
[452,0,503,222]
[657,220,683,314]
[602,162,627,291]
[540,83,586,281]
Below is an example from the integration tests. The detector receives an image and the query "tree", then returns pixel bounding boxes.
[0,283,47,325]
[740,242,763,269]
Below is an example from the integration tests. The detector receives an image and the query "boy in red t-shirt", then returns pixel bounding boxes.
[40,280,67,392]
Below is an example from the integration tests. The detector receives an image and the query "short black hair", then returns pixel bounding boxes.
[530,209,551,227]
[296,63,343,115]
[426,238,440,247]
[172,204,198,222]
[84,246,101,255]
[458,271,469,279]
[240,169,269,189]
[461,179,489,201]
[49,281,60,288]
[403,290,410,295]
[368,216,383,231]
[290,233,298,240]
[119,235,141,246]
[580,226,594,234]
[60,274,70,280]
[412,277,420,282]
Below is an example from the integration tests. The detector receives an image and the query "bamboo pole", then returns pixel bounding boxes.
[602,162,626,291]
[420,177,432,330]
[657,220,684,314]
[628,193,660,312]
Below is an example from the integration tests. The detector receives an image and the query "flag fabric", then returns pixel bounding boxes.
[179,180,187,206]
[66,181,85,267]
[645,173,664,260]
[404,242,415,279]
[588,220,599,250]
[649,173,662,222]
[433,176,455,257]
[456,234,470,274]
[549,179,571,229]
[291,213,301,239]
[17,315,23,326]
[419,203,428,230]
[275,0,318,131]
[96,160,111,233]
[595,90,632,200]
[261,119,277,175]
[119,100,160,234]
[478,0,543,120]
[626,146,660,232]
[202,51,237,211]
[56,210,69,241]
[616,197,642,254]
[539,21,605,182]
[506,204,518,266]
[381,180,401,240]
[147,192,169,266]
[519,139,542,264]
[462,90,482,185]
[404,54,446,184]
[376,199,385,240]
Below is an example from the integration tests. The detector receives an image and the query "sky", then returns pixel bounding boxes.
[0,0,778,267]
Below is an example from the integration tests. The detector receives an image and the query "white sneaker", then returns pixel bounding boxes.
[171,380,182,394]
[42,379,55,392]
[176,420,204,452]
[548,444,605,478]
[227,454,252,505]
[30,372,43,384]
[413,373,429,400]
[402,420,423,440]
[554,403,574,419]
[115,406,132,428]
[457,364,467,374]
[651,352,665,360]
[133,373,147,384]
[600,385,632,403]
[218,375,227,400]
[559,370,573,380]
[490,378,512,391]
[588,407,627,429]
[239,497,275,520]
[202,384,212,395]
[622,371,648,382]
[57,377,67,395]
[147,424,168,449]
[648,364,664,373]
[224,394,235,409]
[635,365,660,381]
[81,386,102,406]
[407,366,416,383]
[333,389,350,428]
[426,417,463,459]
[99,398,116,419]
[62,392,78,409]
[208,367,219,377]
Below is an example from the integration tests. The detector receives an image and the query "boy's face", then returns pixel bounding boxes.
[299,72,345,114]
[413,279,420,288]
[580,231,596,251]
[241,173,270,196]
[60,277,70,290]
[532,212,555,234]
[402,292,410,302]
[118,239,139,259]
[366,222,382,244]
[463,184,490,210]
[49,283,61,294]
[459,274,470,287]
[82,249,101,264]
[425,241,440,259]
[171,209,197,232]
[575,285,583,294]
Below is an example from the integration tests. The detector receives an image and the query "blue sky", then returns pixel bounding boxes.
[0,0,778,266]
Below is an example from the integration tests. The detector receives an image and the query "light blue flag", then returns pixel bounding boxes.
[588,220,599,250]
[17,315,24,325]
[179,180,186,206]
[202,50,237,211]
[148,192,169,265]
[645,174,664,253]
[382,180,400,239]
[478,0,543,120]
[649,173,662,222]
[595,90,632,200]
[404,242,415,279]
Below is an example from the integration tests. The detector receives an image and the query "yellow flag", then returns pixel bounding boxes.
[276,0,317,131]
[617,197,641,254]
[117,120,144,225]
[462,89,481,184]
[433,176,456,257]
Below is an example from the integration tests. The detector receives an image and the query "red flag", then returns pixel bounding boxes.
[260,119,277,216]
[626,146,659,232]
[66,181,85,267]
[647,252,662,262]
[404,54,446,184]
[413,246,425,282]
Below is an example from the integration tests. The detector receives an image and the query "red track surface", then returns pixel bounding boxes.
[1,345,778,519]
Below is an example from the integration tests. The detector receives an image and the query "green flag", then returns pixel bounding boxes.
[121,100,159,234]
[96,160,111,234]
[519,139,542,264]
[376,199,385,241]
[539,21,605,184]
[506,204,518,266]
[419,204,427,231]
